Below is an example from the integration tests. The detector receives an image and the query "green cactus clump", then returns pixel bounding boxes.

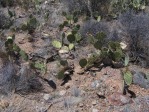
[79,32,124,69]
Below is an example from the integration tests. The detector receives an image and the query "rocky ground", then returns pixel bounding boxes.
[0,0,149,112]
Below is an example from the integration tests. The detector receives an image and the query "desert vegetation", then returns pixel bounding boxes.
[0,0,149,112]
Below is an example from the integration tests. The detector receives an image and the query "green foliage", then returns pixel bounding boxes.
[131,0,146,10]
[27,15,38,33]
[34,0,41,5]
[79,59,88,68]
[79,51,101,68]
[79,31,124,68]
[0,0,14,7]
[111,0,146,14]
[55,59,70,79]
[5,35,29,61]
[94,41,102,49]
[27,15,38,29]
[88,32,124,62]
[69,43,75,50]
[87,34,95,44]
[53,11,82,52]
[124,54,129,66]
[33,61,46,72]
[16,0,39,10]
[97,16,101,22]
[21,15,38,33]
[57,69,65,79]
[19,50,28,61]
[60,46,69,53]
[52,40,62,49]
[60,60,68,67]
[8,9,15,18]
[146,73,149,81]
[123,70,133,86]
[75,33,82,42]
[95,32,106,40]
[67,34,76,43]
[87,51,101,67]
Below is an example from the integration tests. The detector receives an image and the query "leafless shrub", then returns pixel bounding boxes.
[0,10,12,29]
[0,62,16,95]
[63,0,89,14]
[119,10,149,66]
[15,63,43,95]
[71,86,81,97]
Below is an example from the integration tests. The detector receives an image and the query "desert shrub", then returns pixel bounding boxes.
[79,32,124,69]
[0,38,42,95]
[63,0,89,14]
[15,0,40,10]
[0,48,43,95]
[0,0,14,7]
[0,11,12,29]
[0,62,16,95]
[80,19,110,46]
[80,10,149,67]
[63,0,111,18]
[119,10,149,66]
[63,0,148,19]
[15,63,43,95]
[0,39,16,95]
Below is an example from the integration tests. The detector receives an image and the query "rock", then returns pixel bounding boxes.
[113,96,149,112]
[108,92,132,106]
[79,103,84,107]
[91,80,100,88]
[101,67,124,95]
[97,91,105,96]
[133,71,149,89]
[65,82,71,89]
[92,108,99,112]
[43,94,51,101]
[59,90,66,96]
[59,49,69,54]
[92,100,97,105]
[2,94,49,112]
[0,99,9,109]
[133,96,149,111]
[89,71,96,77]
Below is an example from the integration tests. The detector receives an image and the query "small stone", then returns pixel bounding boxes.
[91,80,99,88]
[0,100,9,109]
[43,94,51,101]
[79,103,83,107]
[108,92,132,106]
[92,108,99,112]
[120,95,130,104]
[97,91,105,96]
[65,83,71,89]
[59,90,66,96]
[92,100,97,105]
[90,72,96,77]
[133,72,149,89]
